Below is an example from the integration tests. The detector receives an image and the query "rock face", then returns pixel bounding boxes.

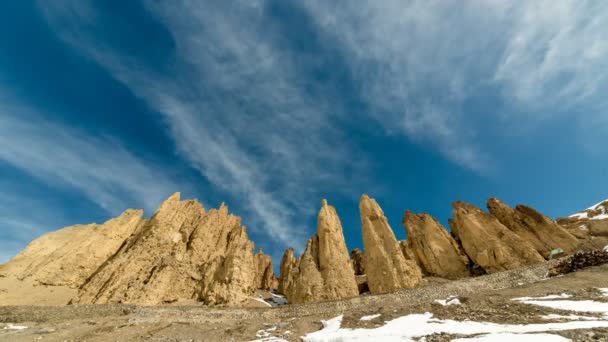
[487,198,579,258]
[0,210,143,288]
[253,248,274,290]
[557,200,608,251]
[402,211,470,279]
[75,193,256,306]
[360,195,422,294]
[450,201,544,274]
[283,200,359,304]
[350,248,365,276]
[277,247,297,296]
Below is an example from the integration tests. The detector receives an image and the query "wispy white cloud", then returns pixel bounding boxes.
[0,93,182,215]
[303,0,608,171]
[38,0,368,251]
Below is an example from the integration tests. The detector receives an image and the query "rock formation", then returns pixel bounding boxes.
[350,248,365,276]
[283,200,359,304]
[487,198,579,258]
[254,248,274,290]
[402,211,470,279]
[449,201,544,273]
[360,195,422,294]
[0,209,143,288]
[557,200,608,251]
[277,247,297,296]
[75,193,257,306]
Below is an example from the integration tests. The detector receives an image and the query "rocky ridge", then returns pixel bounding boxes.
[1,193,606,307]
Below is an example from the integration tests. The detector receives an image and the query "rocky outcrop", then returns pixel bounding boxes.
[0,210,143,288]
[487,198,579,258]
[350,248,365,276]
[360,195,422,294]
[557,200,608,251]
[284,200,359,304]
[402,211,470,279]
[450,201,544,274]
[548,250,608,277]
[277,247,297,296]
[75,193,256,306]
[254,248,274,290]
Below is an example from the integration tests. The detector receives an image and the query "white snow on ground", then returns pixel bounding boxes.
[512,294,571,301]
[360,314,381,321]
[251,297,272,307]
[452,332,570,341]
[301,292,608,341]
[604,245,608,253]
[598,288,608,297]
[255,325,278,338]
[248,338,287,342]
[434,296,462,306]
[301,312,608,341]
[3,324,28,330]
[514,299,608,314]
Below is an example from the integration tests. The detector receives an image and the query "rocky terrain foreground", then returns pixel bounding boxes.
[1,194,608,340]
[1,258,608,341]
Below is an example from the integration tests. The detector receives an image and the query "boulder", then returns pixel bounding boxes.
[487,198,579,258]
[75,193,256,306]
[253,248,274,290]
[350,248,365,276]
[0,209,143,288]
[285,200,359,304]
[450,201,544,273]
[360,195,422,294]
[402,211,470,279]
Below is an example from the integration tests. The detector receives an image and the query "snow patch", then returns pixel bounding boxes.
[269,293,288,306]
[434,296,461,306]
[512,294,571,301]
[248,338,288,342]
[301,312,608,341]
[360,314,381,321]
[3,324,28,331]
[598,288,608,297]
[251,297,272,307]
[255,325,278,338]
[452,332,570,341]
[515,299,608,314]
[604,245,608,253]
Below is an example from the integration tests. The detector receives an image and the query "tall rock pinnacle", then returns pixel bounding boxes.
[360,195,422,294]
[283,199,359,304]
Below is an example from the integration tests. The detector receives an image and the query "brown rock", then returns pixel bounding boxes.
[75,193,256,306]
[487,198,579,258]
[277,247,297,296]
[285,199,359,304]
[350,248,365,275]
[450,201,544,273]
[360,195,422,294]
[0,210,143,288]
[253,248,274,290]
[557,200,608,251]
[402,211,470,279]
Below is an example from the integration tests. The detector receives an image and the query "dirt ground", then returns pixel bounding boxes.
[1,262,607,341]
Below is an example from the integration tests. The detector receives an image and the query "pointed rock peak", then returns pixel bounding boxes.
[321,199,328,207]
[452,200,483,213]
[359,194,384,219]
[166,192,182,202]
[257,247,264,255]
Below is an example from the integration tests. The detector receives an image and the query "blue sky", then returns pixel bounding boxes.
[1,1,607,264]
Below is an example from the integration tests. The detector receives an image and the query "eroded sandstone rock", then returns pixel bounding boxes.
[0,210,143,288]
[450,201,544,273]
[284,200,359,304]
[350,248,365,276]
[402,211,470,279]
[75,193,256,306]
[360,195,422,294]
[277,247,297,296]
[487,198,579,258]
[254,248,274,290]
